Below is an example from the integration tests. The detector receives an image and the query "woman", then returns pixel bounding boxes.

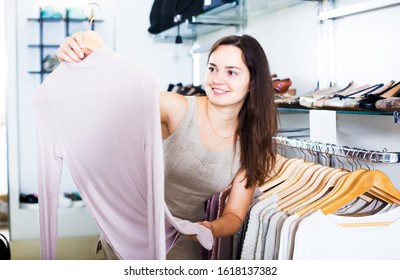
[56,34,277,259]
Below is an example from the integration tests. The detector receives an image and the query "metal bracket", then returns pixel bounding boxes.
[394,111,400,124]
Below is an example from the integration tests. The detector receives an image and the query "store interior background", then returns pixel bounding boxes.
[1,0,400,259]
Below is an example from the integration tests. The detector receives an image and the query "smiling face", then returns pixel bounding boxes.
[205,45,251,108]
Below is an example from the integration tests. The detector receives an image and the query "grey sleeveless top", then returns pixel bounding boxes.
[163,96,241,223]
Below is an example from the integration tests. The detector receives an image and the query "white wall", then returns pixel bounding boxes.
[114,1,193,90]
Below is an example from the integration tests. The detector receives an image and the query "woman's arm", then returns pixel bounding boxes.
[160,92,188,139]
[200,168,254,238]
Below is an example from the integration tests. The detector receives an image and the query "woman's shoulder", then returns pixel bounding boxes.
[160,92,191,136]
[160,91,188,113]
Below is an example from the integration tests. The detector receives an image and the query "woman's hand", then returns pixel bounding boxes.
[56,32,86,63]
[197,221,214,234]
[185,221,214,243]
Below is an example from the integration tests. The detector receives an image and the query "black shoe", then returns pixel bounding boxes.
[19,194,39,210]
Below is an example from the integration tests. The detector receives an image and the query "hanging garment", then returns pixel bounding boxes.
[32,46,212,260]
[201,185,233,260]
[240,194,279,260]
[292,207,400,260]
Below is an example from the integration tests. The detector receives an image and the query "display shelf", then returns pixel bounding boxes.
[153,1,241,42]
[28,44,59,48]
[152,0,317,42]
[278,107,395,116]
[27,13,103,82]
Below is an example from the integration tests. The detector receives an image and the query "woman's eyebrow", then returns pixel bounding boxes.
[208,62,242,70]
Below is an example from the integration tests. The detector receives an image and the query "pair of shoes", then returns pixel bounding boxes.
[168,83,206,96]
[299,83,341,108]
[358,81,400,110]
[20,194,39,210]
[313,82,367,108]
[64,192,85,208]
[309,81,358,108]
[323,82,388,110]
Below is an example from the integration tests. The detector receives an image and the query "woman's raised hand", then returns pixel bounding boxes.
[56,32,86,63]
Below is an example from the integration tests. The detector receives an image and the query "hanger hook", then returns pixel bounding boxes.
[84,2,101,30]
[361,149,371,170]
[369,151,378,170]
[341,145,354,171]
[352,147,362,170]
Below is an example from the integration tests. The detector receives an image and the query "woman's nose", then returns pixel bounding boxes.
[212,72,225,84]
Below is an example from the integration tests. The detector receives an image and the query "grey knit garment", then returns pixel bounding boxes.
[163,96,241,259]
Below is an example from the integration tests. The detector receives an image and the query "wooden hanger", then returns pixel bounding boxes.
[258,161,315,201]
[294,170,357,216]
[82,30,104,52]
[278,166,336,211]
[263,154,289,182]
[258,157,306,193]
[320,169,400,214]
[276,164,328,202]
[288,170,349,214]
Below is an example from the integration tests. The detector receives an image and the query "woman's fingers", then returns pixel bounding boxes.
[56,33,86,63]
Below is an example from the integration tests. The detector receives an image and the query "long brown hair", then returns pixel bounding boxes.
[208,34,277,188]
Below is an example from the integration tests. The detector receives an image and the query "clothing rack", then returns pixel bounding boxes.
[273,136,400,164]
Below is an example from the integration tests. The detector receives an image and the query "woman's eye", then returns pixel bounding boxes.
[208,67,215,72]
[228,70,237,76]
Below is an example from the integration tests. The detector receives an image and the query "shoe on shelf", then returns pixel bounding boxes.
[19,193,39,210]
[358,80,400,110]
[303,81,358,108]
[299,83,339,108]
[343,80,395,110]
[273,78,292,94]
[376,97,400,111]
[323,82,386,110]
[64,192,85,208]
[312,81,359,108]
